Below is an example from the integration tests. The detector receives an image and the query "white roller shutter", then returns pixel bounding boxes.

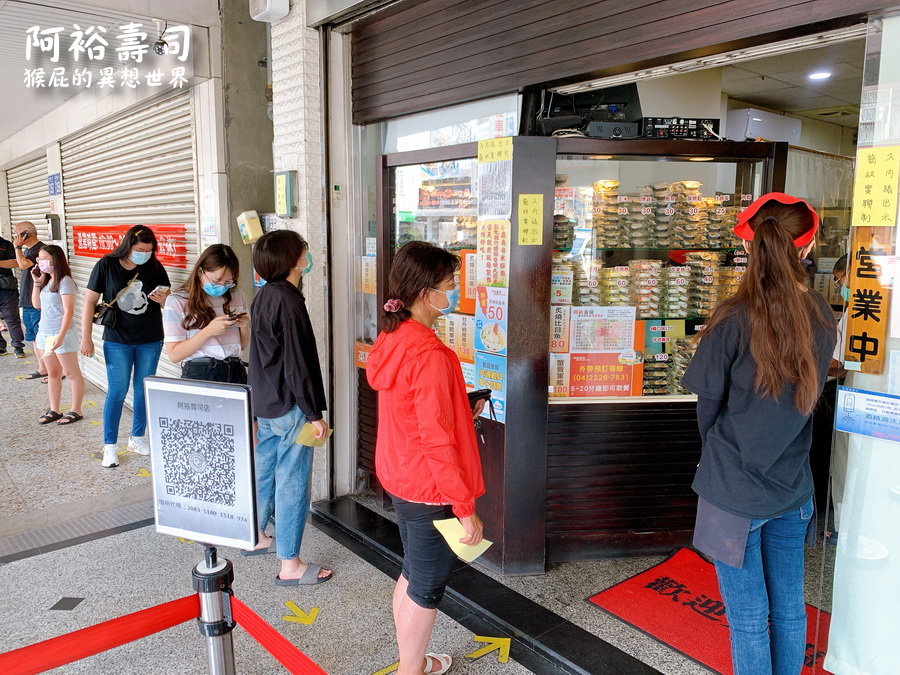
[7,155,50,242]
[61,92,199,389]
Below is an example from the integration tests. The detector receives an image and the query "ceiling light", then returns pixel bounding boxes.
[689,157,715,162]
[551,24,866,95]
[808,71,832,80]
[588,155,613,160]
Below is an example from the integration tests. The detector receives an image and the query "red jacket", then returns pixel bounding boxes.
[366,319,485,518]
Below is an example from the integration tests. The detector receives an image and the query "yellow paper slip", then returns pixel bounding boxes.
[432,518,493,563]
[44,334,58,353]
[296,423,333,447]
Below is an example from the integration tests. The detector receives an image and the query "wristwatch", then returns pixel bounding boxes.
[14,246,23,250]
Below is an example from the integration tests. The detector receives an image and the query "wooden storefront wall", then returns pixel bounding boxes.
[350,0,892,124]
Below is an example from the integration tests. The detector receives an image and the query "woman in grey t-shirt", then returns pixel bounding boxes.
[31,245,84,425]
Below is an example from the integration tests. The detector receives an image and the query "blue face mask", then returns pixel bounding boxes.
[301,252,314,275]
[430,287,459,315]
[202,281,232,298]
[130,250,152,265]
[840,284,850,302]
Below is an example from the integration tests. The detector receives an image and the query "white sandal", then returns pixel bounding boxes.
[424,653,452,674]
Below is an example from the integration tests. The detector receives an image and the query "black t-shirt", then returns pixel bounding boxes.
[87,255,169,344]
[19,241,44,307]
[681,292,836,519]
[0,238,16,290]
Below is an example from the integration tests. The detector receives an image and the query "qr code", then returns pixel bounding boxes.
[158,417,236,507]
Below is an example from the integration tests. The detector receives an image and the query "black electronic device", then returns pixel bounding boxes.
[586,121,640,139]
[640,117,720,139]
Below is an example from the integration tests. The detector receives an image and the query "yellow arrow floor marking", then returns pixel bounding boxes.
[83,400,98,407]
[466,635,511,663]
[281,601,319,625]
[177,537,195,544]
[89,420,101,425]
[134,468,151,477]
[371,663,399,675]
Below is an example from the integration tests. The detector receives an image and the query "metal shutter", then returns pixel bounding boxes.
[61,92,198,389]
[7,155,50,242]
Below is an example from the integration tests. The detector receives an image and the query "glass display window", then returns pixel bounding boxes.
[549,153,767,401]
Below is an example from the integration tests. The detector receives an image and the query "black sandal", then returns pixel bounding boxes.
[39,410,63,424]
[57,411,83,425]
[23,371,44,380]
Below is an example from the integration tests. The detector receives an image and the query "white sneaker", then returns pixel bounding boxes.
[101,444,119,468]
[128,435,150,455]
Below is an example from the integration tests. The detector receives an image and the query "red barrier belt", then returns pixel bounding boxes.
[0,594,200,675]
[231,596,328,674]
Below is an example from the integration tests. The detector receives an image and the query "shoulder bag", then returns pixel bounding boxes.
[92,272,139,328]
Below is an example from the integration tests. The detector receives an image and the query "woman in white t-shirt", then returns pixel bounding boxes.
[31,245,85,425]
[163,244,250,383]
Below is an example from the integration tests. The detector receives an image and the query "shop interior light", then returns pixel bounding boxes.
[808,70,833,80]
[688,157,715,162]
[588,155,613,160]
[551,24,867,95]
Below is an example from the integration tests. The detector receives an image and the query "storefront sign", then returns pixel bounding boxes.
[851,146,900,226]
[844,226,894,373]
[72,224,187,268]
[144,377,257,549]
[476,220,510,287]
[569,306,636,353]
[474,286,508,355]
[358,256,376,294]
[47,172,61,196]
[475,352,506,422]
[568,353,641,397]
[354,341,372,369]
[517,194,543,246]
[836,386,900,443]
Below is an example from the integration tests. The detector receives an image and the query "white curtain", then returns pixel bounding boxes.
[786,148,855,213]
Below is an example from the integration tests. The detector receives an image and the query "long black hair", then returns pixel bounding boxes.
[382,241,459,333]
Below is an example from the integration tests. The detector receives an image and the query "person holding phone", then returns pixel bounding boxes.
[163,244,249,383]
[245,230,331,585]
[11,222,47,372]
[80,226,170,468]
[367,241,486,675]
[30,245,85,425]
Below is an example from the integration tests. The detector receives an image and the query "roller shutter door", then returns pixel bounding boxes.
[61,92,198,390]
[7,155,50,242]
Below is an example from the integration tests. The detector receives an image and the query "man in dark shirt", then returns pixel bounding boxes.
[0,234,25,356]
[11,222,46,375]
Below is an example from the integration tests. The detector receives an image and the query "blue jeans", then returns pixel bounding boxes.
[22,306,40,342]
[255,405,314,560]
[102,340,163,445]
[714,496,814,675]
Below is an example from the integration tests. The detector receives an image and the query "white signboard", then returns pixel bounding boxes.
[145,377,257,549]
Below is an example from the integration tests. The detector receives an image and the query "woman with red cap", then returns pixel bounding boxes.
[681,193,836,675]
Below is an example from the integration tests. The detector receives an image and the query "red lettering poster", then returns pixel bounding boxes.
[72,224,188,268]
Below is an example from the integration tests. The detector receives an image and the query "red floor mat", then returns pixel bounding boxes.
[587,548,832,674]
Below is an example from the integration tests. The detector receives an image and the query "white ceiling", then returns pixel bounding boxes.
[722,39,865,128]
[0,0,160,143]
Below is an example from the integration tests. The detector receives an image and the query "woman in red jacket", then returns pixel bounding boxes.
[367,241,486,675]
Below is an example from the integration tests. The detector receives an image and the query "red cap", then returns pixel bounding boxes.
[733,192,819,247]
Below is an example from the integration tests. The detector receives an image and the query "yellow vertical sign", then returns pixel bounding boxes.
[477,137,513,163]
[844,226,894,374]
[275,173,288,216]
[517,194,543,245]
[852,146,900,227]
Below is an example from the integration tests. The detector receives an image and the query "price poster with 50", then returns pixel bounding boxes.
[474,286,508,356]
[475,351,507,422]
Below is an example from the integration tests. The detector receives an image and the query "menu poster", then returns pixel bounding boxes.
[477,159,513,219]
[642,320,686,357]
[852,145,900,227]
[568,353,641,397]
[445,314,476,362]
[569,306,636,353]
[458,249,477,315]
[475,351,507,423]
[476,220,511,287]
[550,305,571,353]
[549,353,570,398]
[551,270,574,305]
[460,360,476,390]
[474,286,508,355]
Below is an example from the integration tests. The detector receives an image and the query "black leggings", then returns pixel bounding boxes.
[391,494,456,609]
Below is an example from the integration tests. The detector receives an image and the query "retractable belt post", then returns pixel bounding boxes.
[192,546,237,675]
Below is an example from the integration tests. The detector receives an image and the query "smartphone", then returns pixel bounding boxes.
[151,285,170,295]
[228,312,248,320]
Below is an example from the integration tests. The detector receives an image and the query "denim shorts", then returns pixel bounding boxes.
[391,494,457,609]
[22,307,40,342]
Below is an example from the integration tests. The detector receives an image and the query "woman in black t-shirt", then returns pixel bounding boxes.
[682,193,836,675]
[80,226,170,469]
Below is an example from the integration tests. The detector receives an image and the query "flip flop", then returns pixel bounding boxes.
[240,539,277,556]
[57,411,83,425]
[424,653,452,674]
[23,371,44,380]
[39,410,63,424]
[274,564,333,586]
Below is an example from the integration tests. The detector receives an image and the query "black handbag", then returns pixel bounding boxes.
[468,389,496,443]
[92,273,139,328]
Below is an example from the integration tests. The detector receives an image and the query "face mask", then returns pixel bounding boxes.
[429,287,459,315]
[37,259,53,274]
[840,284,850,302]
[130,250,152,265]
[302,252,314,275]
[202,281,232,298]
